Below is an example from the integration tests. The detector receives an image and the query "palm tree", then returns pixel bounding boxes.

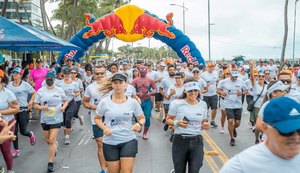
[12,0,22,24]
[65,0,78,40]
[19,0,33,26]
[1,0,9,16]
[281,0,289,63]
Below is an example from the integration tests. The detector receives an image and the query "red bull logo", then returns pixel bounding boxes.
[83,13,127,39]
[181,45,199,65]
[64,50,77,61]
[130,13,175,39]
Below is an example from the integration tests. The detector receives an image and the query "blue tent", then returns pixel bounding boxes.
[0,16,81,52]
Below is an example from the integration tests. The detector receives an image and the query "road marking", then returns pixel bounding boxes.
[203,131,229,164]
[78,129,91,146]
[84,133,93,145]
[204,147,220,173]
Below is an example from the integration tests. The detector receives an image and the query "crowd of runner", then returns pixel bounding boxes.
[0,57,299,173]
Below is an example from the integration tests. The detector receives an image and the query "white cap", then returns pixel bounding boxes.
[267,81,289,96]
[184,82,200,91]
[231,70,239,77]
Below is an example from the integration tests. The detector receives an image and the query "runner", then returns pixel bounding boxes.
[6,67,36,158]
[82,66,108,173]
[0,69,19,173]
[201,62,219,128]
[267,59,278,80]
[70,67,84,126]
[154,63,167,113]
[56,68,80,145]
[29,58,49,91]
[166,77,210,173]
[94,73,146,173]
[220,97,300,173]
[217,69,248,146]
[33,71,68,172]
[132,66,157,139]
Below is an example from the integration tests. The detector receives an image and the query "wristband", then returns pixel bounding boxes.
[173,120,178,127]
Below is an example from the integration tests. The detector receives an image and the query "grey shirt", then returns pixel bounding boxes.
[7,81,34,108]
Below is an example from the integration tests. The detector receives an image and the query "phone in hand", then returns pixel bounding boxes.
[183,116,190,123]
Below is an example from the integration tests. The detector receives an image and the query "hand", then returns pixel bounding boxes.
[103,128,112,136]
[0,120,16,144]
[221,91,227,97]
[28,102,33,110]
[249,61,254,68]
[236,90,242,96]
[158,77,163,82]
[170,89,176,95]
[201,121,210,130]
[177,120,189,128]
[42,105,49,111]
[60,106,66,113]
[132,123,142,132]
[71,93,77,97]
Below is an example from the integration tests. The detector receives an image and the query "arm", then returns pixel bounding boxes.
[94,114,112,136]
[148,80,157,95]
[249,61,256,87]
[28,91,36,110]
[60,100,68,112]
[0,100,20,115]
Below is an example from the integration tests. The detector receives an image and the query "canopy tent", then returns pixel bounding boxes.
[0,16,81,52]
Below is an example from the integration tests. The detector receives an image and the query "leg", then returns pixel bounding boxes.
[172,136,188,173]
[210,95,218,127]
[96,138,107,171]
[13,114,19,150]
[18,111,32,137]
[142,99,152,139]
[120,139,138,173]
[106,161,120,173]
[221,110,226,128]
[120,158,135,173]
[188,138,204,173]
[0,120,15,171]
[46,128,60,163]
[227,118,234,139]
[103,143,121,173]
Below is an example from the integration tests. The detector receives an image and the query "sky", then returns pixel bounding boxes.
[45,0,300,61]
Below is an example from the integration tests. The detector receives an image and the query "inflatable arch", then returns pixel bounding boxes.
[57,5,205,66]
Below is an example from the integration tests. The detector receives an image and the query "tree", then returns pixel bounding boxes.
[281,0,289,63]
[1,0,8,17]
[118,44,132,57]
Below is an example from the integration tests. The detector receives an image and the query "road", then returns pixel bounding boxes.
[0,105,255,173]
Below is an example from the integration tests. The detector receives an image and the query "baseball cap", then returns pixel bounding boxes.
[46,71,55,78]
[184,81,200,91]
[67,58,75,62]
[207,62,215,67]
[266,80,289,95]
[159,62,166,67]
[63,68,71,74]
[72,66,79,72]
[192,67,200,73]
[122,62,128,65]
[253,69,258,75]
[11,67,22,74]
[224,69,230,74]
[112,73,127,82]
[174,72,183,78]
[36,58,43,63]
[0,69,4,78]
[231,70,239,77]
[263,97,300,133]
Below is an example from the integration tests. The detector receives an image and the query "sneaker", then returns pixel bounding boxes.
[99,170,108,173]
[0,167,5,173]
[210,121,218,128]
[30,131,36,146]
[220,127,225,134]
[64,137,70,145]
[233,128,237,138]
[7,170,14,173]
[230,138,235,146]
[12,149,20,158]
[48,162,54,172]
[79,115,84,126]
[169,132,174,143]
[163,124,169,131]
[170,169,175,173]
[255,139,259,144]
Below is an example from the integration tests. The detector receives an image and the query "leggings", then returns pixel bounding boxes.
[0,119,15,170]
[13,111,32,149]
[141,99,152,127]
[63,100,77,128]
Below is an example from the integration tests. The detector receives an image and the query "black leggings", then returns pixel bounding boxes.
[172,134,204,173]
[13,111,32,149]
[63,100,78,128]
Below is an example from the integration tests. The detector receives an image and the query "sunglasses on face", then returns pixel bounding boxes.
[187,89,198,93]
[280,79,291,84]
[258,75,265,78]
[193,71,199,73]
[71,72,77,74]
[225,73,230,75]
[94,72,105,75]
[264,73,270,75]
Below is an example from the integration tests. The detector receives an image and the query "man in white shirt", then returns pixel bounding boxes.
[267,59,278,79]
[220,97,300,173]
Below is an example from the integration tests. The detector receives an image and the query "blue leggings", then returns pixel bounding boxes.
[141,99,152,127]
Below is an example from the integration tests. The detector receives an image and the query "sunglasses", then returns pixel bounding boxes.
[258,75,265,78]
[187,89,199,93]
[94,72,105,75]
[193,71,199,73]
[71,72,77,74]
[278,129,300,137]
[264,73,270,75]
[280,79,291,84]
[225,73,230,75]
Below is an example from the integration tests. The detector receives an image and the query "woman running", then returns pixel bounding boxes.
[70,67,84,126]
[6,67,36,157]
[166,77,210,173]
[34,71,68,172]
[94,73,145,173]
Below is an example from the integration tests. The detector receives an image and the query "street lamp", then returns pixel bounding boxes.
[208,0,212,61]
[293,0,299,61]
[170,2,188,34]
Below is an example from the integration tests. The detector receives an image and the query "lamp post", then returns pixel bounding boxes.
[293,0,299,61]
[170,2,188,34]
[208,0,211,61]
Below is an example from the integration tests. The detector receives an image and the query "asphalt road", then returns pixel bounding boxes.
[0,104,255,173]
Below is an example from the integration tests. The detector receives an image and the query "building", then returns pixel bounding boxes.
[0,0,43,28]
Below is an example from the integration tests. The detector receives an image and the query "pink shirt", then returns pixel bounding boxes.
[29,67,49,91]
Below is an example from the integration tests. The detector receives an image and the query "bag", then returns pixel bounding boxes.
[247,84,265,112]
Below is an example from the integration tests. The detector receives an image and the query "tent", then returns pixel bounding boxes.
[0,16,81,52]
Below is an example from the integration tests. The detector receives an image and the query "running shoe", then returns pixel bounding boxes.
[30,131,36,146]
[79,115,84,126]
[163,124,169,131]
[48,162,54,172]
[255,139,259,144]
[99,170,108,173]
[12,149,20,158]
[65,137,70,145]
[7,170,14,173]
[220,127,225,134]
[210,121,218,128]
[233,128,237,138]
[170,169,175,173]
[230,138,235,146]
[0,167,5,173]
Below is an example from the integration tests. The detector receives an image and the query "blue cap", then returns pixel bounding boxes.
[46,71,55,78]
[11,67,22,74]
[263,97,300,133]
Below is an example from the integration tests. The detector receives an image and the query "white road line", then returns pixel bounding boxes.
[78,129,91,146]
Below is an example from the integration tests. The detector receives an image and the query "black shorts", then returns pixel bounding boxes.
[225,108,242,120]
[92,125,103,139]
[103,139,138,162]
[203,95,218,109]
[164,104,170,115]
[155,93,163,101]
[41,122,63,131]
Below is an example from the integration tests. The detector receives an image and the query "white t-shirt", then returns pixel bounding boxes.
[245,79,254,96]
[201,71,219,96]
[56,80,79,102]
[220,143,300,173]
[125,84,136,97]
[160,76,175,104]
[168,99,207,135]
[73,78,83,101]
[155,70,168,93]
[7,81,34,107]
[0,88,17,121]
[238,73,248,81]
[167,84,184,103]
[252,83,267,108]
[267,65,278,79]
[34,86,67,124]
[146,70,158,81]
[286,84,300,103]
[217,78,247,109]
[256,65,267,73]
[84,82,108,125]
[95,96,143,145]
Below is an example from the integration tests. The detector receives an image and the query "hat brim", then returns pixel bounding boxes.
[273,117,300,133]
[11,70,21,74]
[112,77,126,81]
[185,86,200,91]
